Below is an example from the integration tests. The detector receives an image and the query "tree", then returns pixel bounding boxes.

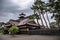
[50,22,59,29]
[0,22,5,27]
[44,3,51,28]
[29,13,40,28]
[31,0,48,28]
[31,0,44,28]
[8,25,19,36]
[48,0,60,28]
[0,28,3,34]
[31,4,41,27]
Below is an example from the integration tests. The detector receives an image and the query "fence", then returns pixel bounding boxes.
[28,29,60,35]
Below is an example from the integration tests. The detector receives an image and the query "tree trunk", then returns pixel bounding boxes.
[32,10,36,21]
[36,19,40,28]
[42,12,48,28]
[46,12,50,28]
[34,10,40,28]
[38,10,44,28]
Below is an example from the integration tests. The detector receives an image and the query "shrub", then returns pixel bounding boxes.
[8,25,19,35]
[0,28,3,34]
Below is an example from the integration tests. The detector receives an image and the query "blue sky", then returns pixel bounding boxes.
[0,0,55,23]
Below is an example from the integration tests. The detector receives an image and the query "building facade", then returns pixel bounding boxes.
[3,13,42,34]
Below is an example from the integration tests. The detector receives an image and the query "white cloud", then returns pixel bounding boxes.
[11,0,34,10]
[0,0,56,24]
[42,0,48,3]
[0,0,34,22]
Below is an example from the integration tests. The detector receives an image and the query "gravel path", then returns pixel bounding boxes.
[0,35,60,40]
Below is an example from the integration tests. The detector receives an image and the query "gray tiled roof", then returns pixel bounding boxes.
[5,17,39,27]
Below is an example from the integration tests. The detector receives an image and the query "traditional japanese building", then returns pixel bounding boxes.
[3,13,44,34]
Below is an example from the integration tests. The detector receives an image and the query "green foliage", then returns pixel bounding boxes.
[29,13,40,19]
[48,0,60,27]
[31,0,46,12]
[8,25,19,35]
[0,28,3,34]
[31,0,60,28]
[31,0,48,27]
[0,22,5,26]
[50,22,58,29]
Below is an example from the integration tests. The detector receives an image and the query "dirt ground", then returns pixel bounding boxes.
[0,35,60,40]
